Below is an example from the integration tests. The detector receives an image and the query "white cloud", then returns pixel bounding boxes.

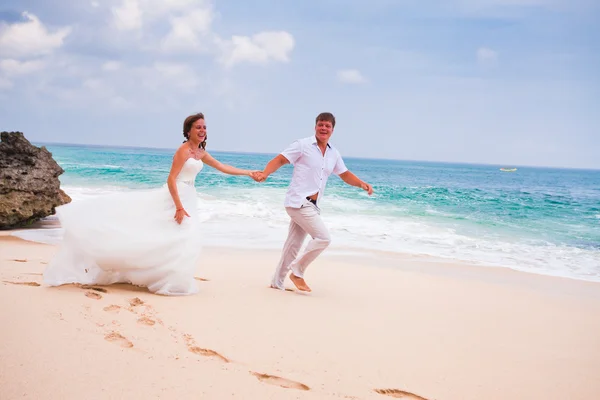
[102,61,121,71]
[104,0,295,68]
[111,0,214,33]
[218,31,295,68]
[145,0,208,16]
[337,69,367,84]
[0,1,294,110]
[160,8,214,52]
[111,0,143,31]
[0,59,46,75]
[0,12,71,58]
[477,47,499,66]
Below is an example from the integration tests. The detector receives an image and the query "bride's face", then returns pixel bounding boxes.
[190,119,207,143]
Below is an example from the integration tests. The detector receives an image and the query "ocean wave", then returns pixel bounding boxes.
[29,142,600,283]
[59,162,125,170]
[15,184,600,283]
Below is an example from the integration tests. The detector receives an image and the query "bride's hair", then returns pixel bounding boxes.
[183,113,207,150]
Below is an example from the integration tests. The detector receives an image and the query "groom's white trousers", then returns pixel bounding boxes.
[271,199,331,289]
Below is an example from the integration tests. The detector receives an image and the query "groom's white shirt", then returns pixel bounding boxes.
[280,135,348,208]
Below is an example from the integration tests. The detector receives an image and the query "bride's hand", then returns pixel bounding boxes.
[174,208,190,224]
[250,171,265,182]
[248,170,262,181]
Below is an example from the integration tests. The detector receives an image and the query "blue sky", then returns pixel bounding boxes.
[0,0,598,168]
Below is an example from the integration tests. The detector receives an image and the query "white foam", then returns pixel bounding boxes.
[60,185,137,201]
[12,184,600,283]
[56,162,124,170]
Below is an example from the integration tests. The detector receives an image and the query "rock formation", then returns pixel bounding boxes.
[0,132,71,229]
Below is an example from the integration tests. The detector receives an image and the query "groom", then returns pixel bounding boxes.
[255,112,373,292]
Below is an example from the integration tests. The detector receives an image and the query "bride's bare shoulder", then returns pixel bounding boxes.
[176,143,190,151]
[174,144,192,158]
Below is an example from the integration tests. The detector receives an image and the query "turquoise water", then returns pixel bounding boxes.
[18,143,600,282]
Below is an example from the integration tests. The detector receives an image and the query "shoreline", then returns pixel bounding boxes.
[5,226,600,287]
[2,231,600,399]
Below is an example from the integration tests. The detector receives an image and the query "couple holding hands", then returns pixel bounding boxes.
[43,112,373,296]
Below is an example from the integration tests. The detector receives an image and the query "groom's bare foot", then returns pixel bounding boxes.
[289,274,311,292]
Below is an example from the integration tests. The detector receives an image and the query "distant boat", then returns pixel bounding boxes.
[499,167,517,172]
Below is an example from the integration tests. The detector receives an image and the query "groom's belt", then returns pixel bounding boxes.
[306,196,317,205]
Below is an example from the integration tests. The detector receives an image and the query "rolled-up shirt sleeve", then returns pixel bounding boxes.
[333,153,348,175]
[281,140,303,164]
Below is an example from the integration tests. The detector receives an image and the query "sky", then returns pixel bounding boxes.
[0,0,598,169]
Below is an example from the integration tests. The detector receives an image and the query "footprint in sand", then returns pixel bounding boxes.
[103,305,121,313]
[137,316,156,326]
[125,297,145,313]
[374,389,428,399]
[80,285,108,293]
[85,291,102,300]
[194,277,209,282]
[188,346,229,362]
[129,297,144,307]
[12,259,27,262]
[123,298,163,325]
[183,333,195,346]
[251,372,310,391]
[183,334,229,362]
[3,280,40,286]
[104,331,133,348]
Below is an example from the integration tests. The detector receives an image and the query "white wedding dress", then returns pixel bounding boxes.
[43,158,205,295]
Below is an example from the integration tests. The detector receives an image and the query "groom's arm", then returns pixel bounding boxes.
[339,170,373,195]
[332,153,373,195]
[256,140,301,181]
[262,154,289,176]
[253,155,288,182]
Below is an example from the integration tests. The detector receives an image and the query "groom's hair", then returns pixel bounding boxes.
[183,113,207,150]
[316,112,335,128]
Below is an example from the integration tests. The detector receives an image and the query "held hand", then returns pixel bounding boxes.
[174,208,190,224]
[251,171,267,182]
[248,170,262,182]
[361,182,373,195]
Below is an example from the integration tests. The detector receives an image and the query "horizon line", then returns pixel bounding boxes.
[31,139,600,172]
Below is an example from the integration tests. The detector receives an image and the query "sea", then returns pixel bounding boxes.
[12,143,600,283]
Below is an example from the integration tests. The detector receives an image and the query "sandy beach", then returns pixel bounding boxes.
[1,233,600,400]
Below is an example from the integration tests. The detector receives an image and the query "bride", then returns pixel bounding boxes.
[43,113,258,295]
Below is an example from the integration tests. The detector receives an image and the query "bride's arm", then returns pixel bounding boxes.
[167,147,189,218]
[201,151,254,176]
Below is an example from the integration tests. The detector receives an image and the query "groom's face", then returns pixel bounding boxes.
[315,120,334,143]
